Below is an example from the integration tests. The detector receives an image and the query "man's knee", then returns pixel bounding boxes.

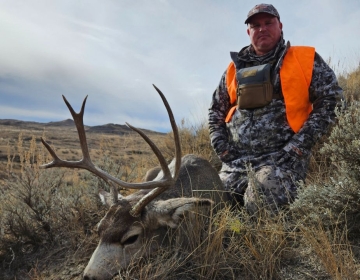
[244,165,299,214]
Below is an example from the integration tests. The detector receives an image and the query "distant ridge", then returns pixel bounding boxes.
[0,119,164,135]
[88,123,132,135]
[87,123,162,135]
[0,119,42,126]
[45,119,75,127]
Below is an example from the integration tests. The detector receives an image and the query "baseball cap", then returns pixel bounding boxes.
[245,3,280,24]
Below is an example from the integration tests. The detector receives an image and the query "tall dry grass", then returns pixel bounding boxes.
[0,66,360,279]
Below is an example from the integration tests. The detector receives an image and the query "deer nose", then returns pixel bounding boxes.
[83,275,95,280]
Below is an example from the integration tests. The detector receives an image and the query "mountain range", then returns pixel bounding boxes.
[0,118,164,135]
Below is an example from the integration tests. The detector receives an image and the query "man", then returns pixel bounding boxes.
[208,4,343,214]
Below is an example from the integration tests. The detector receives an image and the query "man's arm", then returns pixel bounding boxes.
[208,71,240,162]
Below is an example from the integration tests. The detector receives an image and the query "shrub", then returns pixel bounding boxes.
[290,104,360,235]
[0,134,102,279]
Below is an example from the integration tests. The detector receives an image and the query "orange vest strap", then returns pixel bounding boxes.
[280,46,315,132]
[225,105,237,123]
[226,62,237,105]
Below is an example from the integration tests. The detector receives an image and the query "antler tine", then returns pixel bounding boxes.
[152,84,181,180]
[62,95,91,162]
[41,95,173,190]
[129,85,182,217]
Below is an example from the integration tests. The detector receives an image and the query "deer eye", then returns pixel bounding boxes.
[122,234,139,246]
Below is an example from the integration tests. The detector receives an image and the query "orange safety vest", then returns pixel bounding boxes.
[225,46,315,133]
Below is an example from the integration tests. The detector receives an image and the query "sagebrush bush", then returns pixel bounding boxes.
[290,104,360,234]
[0,135,104,279]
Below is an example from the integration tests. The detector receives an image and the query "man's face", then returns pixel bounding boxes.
[247,13,283,56]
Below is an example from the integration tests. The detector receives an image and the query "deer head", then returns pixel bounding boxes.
[40,86,214,280]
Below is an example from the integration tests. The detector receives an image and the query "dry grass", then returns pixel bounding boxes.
[300,223,357,279]
[1,66,360,279]
[1,126,359,279]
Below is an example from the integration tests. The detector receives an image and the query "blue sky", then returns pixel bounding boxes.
[0,0,359,132]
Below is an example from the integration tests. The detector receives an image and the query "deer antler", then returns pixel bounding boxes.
[41,85,181,217]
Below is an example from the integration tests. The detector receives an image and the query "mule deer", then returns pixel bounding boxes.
[40,85,226,280]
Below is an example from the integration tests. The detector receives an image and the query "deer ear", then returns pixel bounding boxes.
[150,197,214,228]
[98,189,124,207]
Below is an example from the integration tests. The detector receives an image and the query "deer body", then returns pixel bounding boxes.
[40,86,226,280]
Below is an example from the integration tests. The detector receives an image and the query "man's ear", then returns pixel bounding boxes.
[148,197,214,228]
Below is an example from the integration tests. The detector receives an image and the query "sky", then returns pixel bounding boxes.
[0,0,359,132]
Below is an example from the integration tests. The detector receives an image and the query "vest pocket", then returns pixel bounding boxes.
[237,82,273,109]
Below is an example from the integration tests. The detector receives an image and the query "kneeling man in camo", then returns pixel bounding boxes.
[208,3,343,214]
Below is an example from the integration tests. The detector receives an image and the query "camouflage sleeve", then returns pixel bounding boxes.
[282,52,343,156]
[208,71,240,162]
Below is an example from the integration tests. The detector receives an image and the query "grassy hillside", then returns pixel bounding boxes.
[0,66,360,279]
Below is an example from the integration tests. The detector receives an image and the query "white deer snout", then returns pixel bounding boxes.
[83,243,124,280]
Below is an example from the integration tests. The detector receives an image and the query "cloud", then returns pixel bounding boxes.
[0,0,358,132]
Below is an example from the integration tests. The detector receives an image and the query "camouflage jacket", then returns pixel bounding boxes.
[208,38,343,177]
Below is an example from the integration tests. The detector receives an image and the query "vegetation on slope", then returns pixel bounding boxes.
[0,66,360,279]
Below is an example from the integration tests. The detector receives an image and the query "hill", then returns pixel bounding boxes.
[0,118,164,135]
[0,118,166,181]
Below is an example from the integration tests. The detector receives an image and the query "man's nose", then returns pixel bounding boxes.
[259,25,267,31]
